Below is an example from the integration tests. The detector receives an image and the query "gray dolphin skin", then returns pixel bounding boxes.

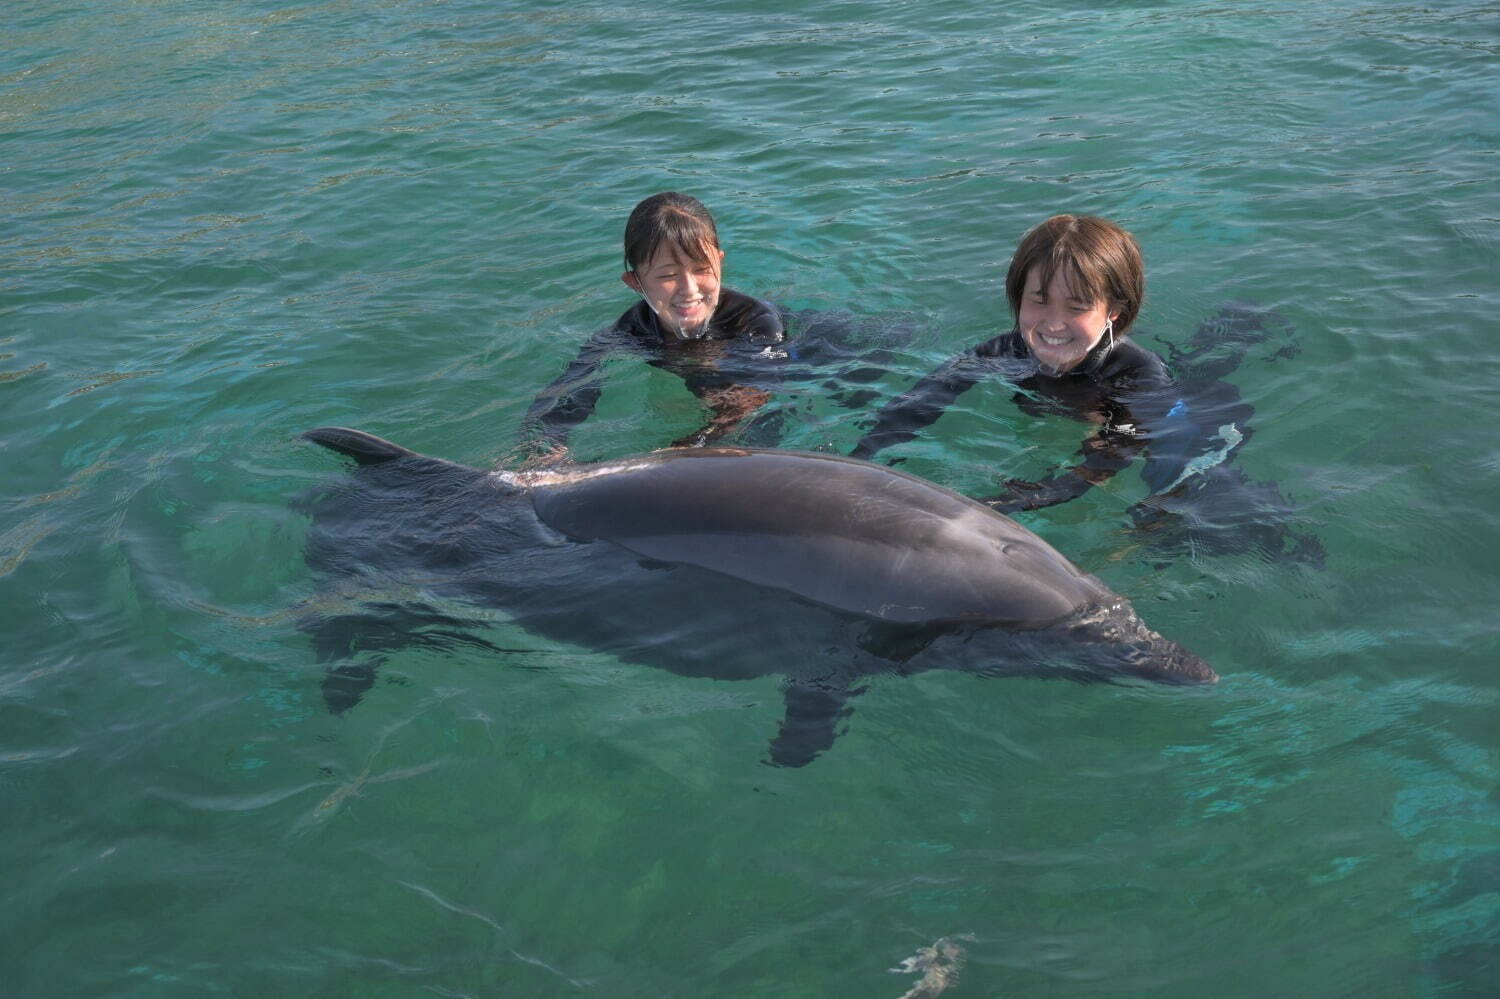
[298,427,1215,766]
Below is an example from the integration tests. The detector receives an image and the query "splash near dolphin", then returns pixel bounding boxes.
[297,428,1215,766]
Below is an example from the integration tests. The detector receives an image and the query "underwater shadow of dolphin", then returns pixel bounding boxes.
[297,428,1216,766]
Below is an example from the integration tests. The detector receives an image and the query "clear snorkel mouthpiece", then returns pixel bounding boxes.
[634,284,715,340]
[1032,317,1115,377]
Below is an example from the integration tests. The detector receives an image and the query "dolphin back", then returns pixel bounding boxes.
[525,448,1115,627]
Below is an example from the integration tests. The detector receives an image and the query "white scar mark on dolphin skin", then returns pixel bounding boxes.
[492,455,669,490]
[397,880,593,989]
[889,934,974,999]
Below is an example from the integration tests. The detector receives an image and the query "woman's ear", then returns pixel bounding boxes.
[622,270,642,292]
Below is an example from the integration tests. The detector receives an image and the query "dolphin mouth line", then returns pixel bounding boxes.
[1056,600,1218,685]
[1058,599,1134,632]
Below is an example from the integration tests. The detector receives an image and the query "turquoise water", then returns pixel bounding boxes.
[4,0,1497,994]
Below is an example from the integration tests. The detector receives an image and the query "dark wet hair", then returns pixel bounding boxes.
[1004,215,1145,336]
[623,192,721,273]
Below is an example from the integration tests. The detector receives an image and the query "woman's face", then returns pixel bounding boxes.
[623,242,724,339]
[1016,265,1120,375]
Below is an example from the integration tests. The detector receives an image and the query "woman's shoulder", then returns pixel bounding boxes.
[1100,337,1172,390]
[973,328,1025,358]
[614,300,657,337]
[714,288,786,343]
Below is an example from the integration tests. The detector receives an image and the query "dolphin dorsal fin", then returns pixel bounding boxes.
[303,427,418,465]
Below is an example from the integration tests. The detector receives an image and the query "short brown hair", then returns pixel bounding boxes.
[623,192,720,273]
[1004,215,1145,336]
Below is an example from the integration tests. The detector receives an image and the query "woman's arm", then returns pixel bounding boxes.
[670,383,774,448]
[985,361,1178,513]
[983,420,1149,512]
[848,349,991,462]
[516,325,633,458]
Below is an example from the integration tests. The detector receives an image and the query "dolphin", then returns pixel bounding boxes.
[297,427,1215,766]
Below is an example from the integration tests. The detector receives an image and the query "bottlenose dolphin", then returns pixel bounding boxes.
[297,428,1215,766]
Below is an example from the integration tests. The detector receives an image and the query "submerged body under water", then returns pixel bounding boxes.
[1128,303,1324,565]
[842,301,1324,566]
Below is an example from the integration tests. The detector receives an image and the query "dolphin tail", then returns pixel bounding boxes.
[303,426,418,465]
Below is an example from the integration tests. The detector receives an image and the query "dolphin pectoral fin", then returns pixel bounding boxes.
[307,612,390,715]
[301,426,482,482]
[322,657,383,715]
[303,602,507,714]
[856,621,948,664]
[765,680,865,768]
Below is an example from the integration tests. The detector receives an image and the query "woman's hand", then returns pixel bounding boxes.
[671,384,772,447]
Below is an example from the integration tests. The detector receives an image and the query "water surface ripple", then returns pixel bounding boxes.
[2,1,1496,995]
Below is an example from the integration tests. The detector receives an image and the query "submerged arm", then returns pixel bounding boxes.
[986,374,1178,514]
[849,350,989,462]
[671,382,774,448]
[666,292,788,448]
[516,327,628,458]
[984,423,1148,513]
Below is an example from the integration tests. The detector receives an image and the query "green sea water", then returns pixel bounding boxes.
[3,1,1497,995]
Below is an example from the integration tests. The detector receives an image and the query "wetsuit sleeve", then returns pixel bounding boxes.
[848,350,990,462]
[517,325,632,454]
[985,374,1177,514]
[742,299,787,345]
[984,423,1148,513]
[707,290,787,345]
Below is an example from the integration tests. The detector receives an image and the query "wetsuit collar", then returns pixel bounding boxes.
[1012,326,1116,378]
[637,297,718,343]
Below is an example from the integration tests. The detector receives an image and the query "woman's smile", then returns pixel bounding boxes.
[625,243,725,339]
[1016,265,1119,375]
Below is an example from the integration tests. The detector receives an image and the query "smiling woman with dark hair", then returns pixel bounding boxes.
[851,214,1322,565]
[519,192,787,459]
[851,214,1170,510]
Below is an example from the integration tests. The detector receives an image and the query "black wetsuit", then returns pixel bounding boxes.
[851,328,1174,511]
[520,288,788,453]
[851,309,1323,565]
